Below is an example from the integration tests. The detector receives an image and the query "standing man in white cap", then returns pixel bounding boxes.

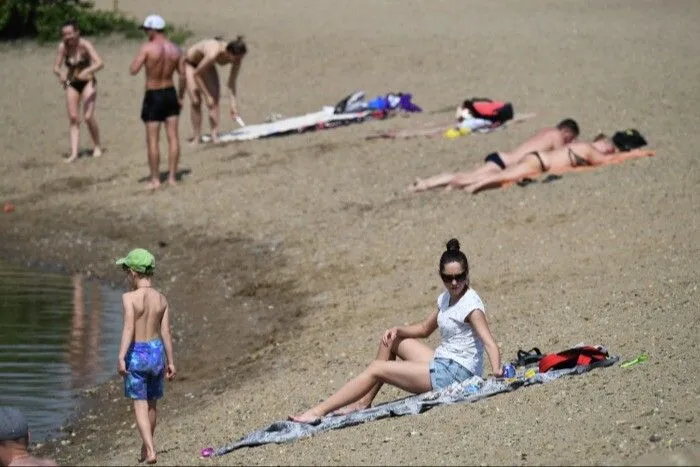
[129,14,186,190]
[0,407,57,466]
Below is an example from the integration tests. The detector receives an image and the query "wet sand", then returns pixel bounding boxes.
[0,0,698,465]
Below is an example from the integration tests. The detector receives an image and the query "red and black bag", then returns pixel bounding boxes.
[538,346,609,373]
[462,97,514,124]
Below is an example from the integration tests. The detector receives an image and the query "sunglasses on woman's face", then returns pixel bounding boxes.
[440,271,467,283]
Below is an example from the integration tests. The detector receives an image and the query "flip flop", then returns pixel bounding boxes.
[620,353,648,368]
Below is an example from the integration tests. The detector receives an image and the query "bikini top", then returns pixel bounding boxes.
[65,51,90,70]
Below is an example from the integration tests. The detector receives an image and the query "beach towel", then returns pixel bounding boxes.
[200,345,618,458]
[200,107,377,143]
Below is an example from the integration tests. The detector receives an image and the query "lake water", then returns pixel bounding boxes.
[0,261,124,442]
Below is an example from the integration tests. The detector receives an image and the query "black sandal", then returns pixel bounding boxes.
[513,347,543,367]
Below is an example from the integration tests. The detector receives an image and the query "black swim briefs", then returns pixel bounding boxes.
[484,152,506,170]
[141,87,180,123]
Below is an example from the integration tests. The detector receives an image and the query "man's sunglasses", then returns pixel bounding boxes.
[440,271,467,283]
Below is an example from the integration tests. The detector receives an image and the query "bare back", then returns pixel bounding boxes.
[143,37,182,90]
[185,38,226,67]
[538,142,596,172]
[501,127,564,164]
[125,288,168,342]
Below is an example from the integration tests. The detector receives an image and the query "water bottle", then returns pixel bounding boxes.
[502,363,516,378]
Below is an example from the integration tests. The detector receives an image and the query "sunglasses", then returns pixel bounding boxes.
[440,271,467,283]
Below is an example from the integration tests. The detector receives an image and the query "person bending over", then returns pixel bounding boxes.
[184,36,247,143]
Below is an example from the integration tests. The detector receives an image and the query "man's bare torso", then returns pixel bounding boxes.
[501,128,564,165]
[143,38,181,90]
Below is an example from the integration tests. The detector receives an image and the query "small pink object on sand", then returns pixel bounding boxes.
[200,447,214,458]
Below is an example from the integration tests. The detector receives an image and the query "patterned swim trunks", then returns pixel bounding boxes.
[124,339,166,400]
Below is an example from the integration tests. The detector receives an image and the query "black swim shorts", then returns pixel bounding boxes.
[484,152,506,170]
[141,87,180,123]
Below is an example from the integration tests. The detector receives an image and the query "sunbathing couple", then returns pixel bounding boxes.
[408,119,655,194]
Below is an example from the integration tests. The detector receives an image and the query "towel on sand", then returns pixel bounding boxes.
[201,352,618,457]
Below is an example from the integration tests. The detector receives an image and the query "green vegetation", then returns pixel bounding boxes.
[0,0,191,44]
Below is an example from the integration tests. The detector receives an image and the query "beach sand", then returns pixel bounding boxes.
[0,0,698,465]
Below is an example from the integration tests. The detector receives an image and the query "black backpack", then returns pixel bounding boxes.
[612,129,647,151]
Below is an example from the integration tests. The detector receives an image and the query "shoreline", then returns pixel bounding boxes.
[0,209,307,464]
[1,1,699,464]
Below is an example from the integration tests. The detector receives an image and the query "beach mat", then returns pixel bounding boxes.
[201,352,618,457]
[201,107,377,143]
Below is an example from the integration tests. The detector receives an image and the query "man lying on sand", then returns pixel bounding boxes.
[408,119,580,192]
[462,133,655,194]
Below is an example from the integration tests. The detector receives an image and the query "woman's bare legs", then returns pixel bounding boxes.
[64,87,81,163]
[465,156,542,194]
[202,67,221,141]
[81,81,102,157]
[448,163,503,190]
[290,337,433,423]
[185,64,203,143]
[407,172,457,193]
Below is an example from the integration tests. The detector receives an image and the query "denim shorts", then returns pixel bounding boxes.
[429,357,474,390]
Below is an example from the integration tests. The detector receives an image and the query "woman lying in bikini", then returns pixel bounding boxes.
[52,19,104,163]
[461,133,656,194]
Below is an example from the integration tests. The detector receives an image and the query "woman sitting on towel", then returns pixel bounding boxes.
[52,19,104,163]
[289,238,504,424]
[183,36,247,143]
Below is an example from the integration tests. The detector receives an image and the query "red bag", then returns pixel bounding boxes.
[538,346,609,373]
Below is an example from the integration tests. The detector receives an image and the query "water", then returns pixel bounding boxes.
[0,261,124,442]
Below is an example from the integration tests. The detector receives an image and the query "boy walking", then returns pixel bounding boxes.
[116,248,176,464]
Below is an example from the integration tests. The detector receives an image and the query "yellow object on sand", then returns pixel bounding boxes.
[444,127,471,139]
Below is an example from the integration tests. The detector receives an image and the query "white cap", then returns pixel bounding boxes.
[142,14,166,30]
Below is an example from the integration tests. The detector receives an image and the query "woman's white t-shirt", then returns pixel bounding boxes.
[433,288,485,376]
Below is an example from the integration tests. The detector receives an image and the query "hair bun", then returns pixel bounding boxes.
[445,238,460,251]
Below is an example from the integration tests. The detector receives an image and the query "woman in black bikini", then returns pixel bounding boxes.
[52,19,104,163]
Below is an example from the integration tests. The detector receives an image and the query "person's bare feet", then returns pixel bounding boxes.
[64,154,78,164]
[330,401,370,416]
[138,444,147,462]
[92,147,102,158]
[288,410,323,424]
[187,136,201,145]
[406,178,427,193]
[167,177,177,187]
[146,179,162,191]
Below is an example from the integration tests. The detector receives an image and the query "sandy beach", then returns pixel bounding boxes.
[0,0,698,465]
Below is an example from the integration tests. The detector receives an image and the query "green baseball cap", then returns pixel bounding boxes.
[115,248,155,273]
